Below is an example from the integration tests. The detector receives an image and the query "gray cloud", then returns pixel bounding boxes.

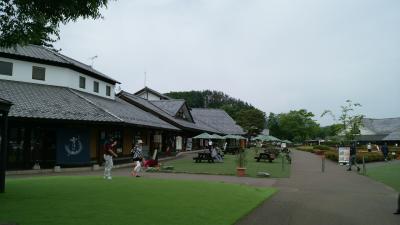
[55,0,400,125]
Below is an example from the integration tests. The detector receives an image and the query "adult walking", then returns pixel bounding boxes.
[347,142,360,172]
[367,142,372,152]
[381,143,389,161]
[131,140,143,177]
[104,137,118,180]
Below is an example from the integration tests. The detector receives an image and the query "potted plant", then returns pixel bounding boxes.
[236,149,247,176]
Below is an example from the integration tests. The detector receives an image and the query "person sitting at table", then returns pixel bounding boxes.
[211,147,223,162]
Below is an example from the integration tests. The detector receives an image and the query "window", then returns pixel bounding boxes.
[106,85,111,96]
[32,66,46,80]
[79,76,86,89]
[93,81,99,93]
[0,61,13,76]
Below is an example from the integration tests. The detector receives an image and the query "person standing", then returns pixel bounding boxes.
[367,143,372,152]
[347,142,360,172]
[131,140,143,177]
[281,142,287,150]
[381,143,389,161]
[104,137,118,180]
[208,139,213,153]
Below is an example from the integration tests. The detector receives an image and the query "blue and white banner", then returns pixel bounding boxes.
[56,129,90,165]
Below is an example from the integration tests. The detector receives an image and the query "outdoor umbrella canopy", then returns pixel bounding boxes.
[224,134,239,139]
[193,133,214,139]
[254,135,281,142]
[235,135,247,140]
[211,134,225,139]
[282,140,293,144]
[224,134,246,140]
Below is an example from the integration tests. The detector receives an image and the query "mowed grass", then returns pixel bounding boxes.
[0,176,276,225]
[367,163,400,191]
[164,148,291,178]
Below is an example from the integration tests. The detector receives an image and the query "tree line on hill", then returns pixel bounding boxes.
[166,91,358,143]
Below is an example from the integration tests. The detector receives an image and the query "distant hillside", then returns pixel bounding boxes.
[165,90,266,134]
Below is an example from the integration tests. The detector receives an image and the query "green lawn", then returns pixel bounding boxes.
[0,176,276,225]
[367,163,400,191]
[163,148,291,178]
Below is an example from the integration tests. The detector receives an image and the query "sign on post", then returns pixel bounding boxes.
[338,147,350,164]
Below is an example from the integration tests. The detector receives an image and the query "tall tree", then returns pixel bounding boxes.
[267,109,320,142]
[321,100,364,141]
[236,108,266,134]
[0,0,110,48]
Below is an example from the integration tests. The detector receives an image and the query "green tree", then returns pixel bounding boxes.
[267,109,320,142]
[236,108,266,134]
[0,0,111,48]
[321,100,364,141]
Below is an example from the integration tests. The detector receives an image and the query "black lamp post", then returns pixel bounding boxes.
[0,98,12,193]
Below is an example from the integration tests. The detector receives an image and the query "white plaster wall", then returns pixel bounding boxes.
[138,92,162,100]
[0,57,115,99]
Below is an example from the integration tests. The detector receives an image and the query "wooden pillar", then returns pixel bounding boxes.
[0,112,9,193]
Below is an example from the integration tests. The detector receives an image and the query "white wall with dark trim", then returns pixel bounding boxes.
[0,57,115,99]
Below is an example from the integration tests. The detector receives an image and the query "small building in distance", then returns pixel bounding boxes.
[356,118,400,144]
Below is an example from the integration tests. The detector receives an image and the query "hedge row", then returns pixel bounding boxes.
[297,146,399,163]
[312,145,332,151]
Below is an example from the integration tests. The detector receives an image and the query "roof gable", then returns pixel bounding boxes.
[0,45,119,84]
[190,108,245,135]
[118,91,219,133]
[150,100,185,116]
[134,87,171,100]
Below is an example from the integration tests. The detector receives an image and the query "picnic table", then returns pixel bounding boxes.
[193,152,214,163]
[254,152,275,163]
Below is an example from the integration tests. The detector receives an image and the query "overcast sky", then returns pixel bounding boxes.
[55,0,400,126]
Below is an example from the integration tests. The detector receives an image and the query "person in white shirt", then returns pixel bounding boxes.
[281,142,287,149]
[367,143,372,152]
[208,139,213,152]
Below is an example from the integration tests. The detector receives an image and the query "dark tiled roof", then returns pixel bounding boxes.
[362,118,400,135]
[0,80,179,130]
[75,91,179,130]
[383,131,400,141]
[0,45,119,84]
[150,100,185,116]
[191,108,245,135]
[134,86,171,100]
[0,80,118,122]
[355,134,388,142]
[119,91,219,133]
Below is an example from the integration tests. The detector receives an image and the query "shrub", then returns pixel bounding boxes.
[296,146,315,153]
[324,151,338,161]
[313,145,331,151]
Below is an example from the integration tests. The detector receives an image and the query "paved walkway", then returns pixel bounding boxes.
[236,150,400,225]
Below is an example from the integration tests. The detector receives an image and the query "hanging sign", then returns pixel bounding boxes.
[57,129,90,165]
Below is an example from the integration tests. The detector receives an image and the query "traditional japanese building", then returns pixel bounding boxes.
[0,45,246,171]
[0,45,180,170]
[356,118,400,144]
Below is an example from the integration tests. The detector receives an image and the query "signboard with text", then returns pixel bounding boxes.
[338,147,350,164]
